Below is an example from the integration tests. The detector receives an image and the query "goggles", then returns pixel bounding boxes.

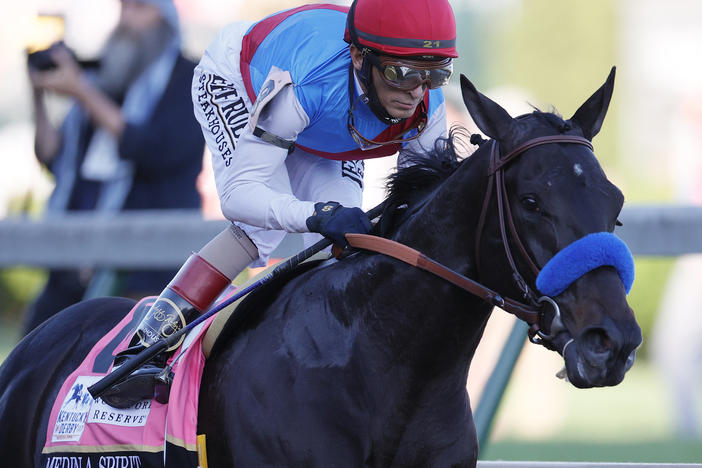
[365,52,453,91]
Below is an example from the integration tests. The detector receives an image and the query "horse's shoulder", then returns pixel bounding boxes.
[206,257,333,357]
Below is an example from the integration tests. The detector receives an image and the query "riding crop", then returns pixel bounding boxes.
[88,201,386,399]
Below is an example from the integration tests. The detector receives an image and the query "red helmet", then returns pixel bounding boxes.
[344,0,458,58]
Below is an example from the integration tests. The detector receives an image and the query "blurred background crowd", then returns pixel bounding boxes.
[1,0,701,463]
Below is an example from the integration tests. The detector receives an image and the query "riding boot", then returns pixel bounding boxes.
[100,225,259,408]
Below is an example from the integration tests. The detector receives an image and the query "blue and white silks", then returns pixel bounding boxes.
[535,232,635,297]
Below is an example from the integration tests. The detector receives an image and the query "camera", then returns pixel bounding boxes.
[27,43,78,71]
[27,43,99,71]
[27,45,60,71]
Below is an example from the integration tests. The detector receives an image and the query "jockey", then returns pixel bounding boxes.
[102,0,458,408]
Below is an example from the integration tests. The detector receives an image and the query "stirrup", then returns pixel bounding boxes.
[111,345,145,367]
[99,358,174,409]
[98,290,194,409]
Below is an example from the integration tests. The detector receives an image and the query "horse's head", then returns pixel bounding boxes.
[460,68,642,388]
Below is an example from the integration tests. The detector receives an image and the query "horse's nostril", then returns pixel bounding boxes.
[581,328,614,357]
[596,334,612,354]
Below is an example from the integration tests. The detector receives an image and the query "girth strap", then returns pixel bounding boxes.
[345,233,540,324]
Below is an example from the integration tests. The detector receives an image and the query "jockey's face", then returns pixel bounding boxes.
[350,45,426,120]
[370,64,425,119]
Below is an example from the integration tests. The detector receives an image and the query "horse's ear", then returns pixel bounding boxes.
[460,74,518,142]
[569,67,616,140]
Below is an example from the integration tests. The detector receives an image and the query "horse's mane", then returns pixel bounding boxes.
[377,126,471,236]
[517,107,570,133]
[376,109,570,236]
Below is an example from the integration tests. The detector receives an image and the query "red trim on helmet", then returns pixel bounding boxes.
[350,38,458,59]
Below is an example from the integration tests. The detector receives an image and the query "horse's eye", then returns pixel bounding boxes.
[521,196,539,212]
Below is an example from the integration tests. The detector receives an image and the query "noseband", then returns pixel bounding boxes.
[474,135,594,343]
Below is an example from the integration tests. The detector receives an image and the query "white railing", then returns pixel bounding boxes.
[1,204,700,268]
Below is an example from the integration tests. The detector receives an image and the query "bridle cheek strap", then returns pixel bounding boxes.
[536,232,635,297]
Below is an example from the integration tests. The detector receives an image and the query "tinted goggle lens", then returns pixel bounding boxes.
[381,63,453,90]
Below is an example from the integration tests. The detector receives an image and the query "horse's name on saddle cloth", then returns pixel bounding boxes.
[52,375,152,443]
[44,455,143,468]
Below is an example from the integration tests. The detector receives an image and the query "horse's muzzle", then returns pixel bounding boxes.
[562,323,642,388]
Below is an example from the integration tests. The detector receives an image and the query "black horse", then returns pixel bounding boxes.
[0,70,641,467]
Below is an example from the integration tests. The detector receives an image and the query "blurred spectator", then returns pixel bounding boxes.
[22,0,205,335]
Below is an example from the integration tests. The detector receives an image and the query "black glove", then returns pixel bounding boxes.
[306,201,371,247]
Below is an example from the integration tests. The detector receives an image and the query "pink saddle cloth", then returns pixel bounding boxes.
[40,297,215,468]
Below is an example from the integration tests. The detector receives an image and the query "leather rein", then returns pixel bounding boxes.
[346,134,594,345]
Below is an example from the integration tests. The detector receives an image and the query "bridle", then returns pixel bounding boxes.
[474,134,594,343]
[345,133,594,349]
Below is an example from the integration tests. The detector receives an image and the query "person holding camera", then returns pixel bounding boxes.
[24,0,205,335]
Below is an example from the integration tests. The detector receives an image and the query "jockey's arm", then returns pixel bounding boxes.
[193,72,314,232]
[219,85,314,232]
[397,99,448,168]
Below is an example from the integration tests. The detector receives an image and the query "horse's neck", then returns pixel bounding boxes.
[393,146,490,272]
[356,149,494,383]
[349,252,492,434]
